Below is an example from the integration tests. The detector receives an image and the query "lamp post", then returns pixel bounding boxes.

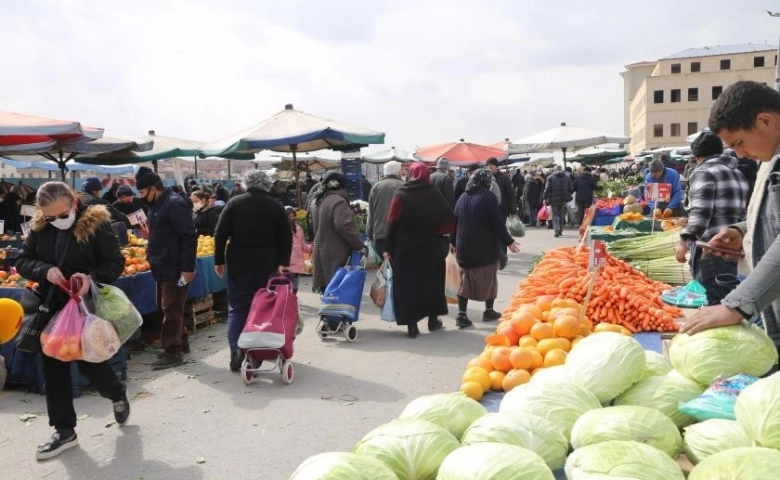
[768,10,780,91]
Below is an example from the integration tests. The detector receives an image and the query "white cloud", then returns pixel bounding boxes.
[1,0,777,155]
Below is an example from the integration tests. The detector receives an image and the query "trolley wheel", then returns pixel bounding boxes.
[316,319,329,340]
[240,360,253,385]
[282,360,294,384]
[346,325,358,343]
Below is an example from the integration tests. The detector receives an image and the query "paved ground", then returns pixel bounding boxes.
[0,226,578,480]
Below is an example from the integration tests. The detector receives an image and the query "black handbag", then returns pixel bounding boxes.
[14,233,71,353]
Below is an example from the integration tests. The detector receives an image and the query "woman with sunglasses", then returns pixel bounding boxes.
[15,181,128,461]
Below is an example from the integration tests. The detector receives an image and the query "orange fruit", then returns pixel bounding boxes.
[467,355,494,373]
[510,310,537,336]
[535,295,556,312]
[580,324,592,337]
[620,327,633,336]
[460,381,484,401]
[550,298,568,309]
[581,316,594,331]
[502,369,531,392]
[528,348,544,370]
[491,346,513,373]
[564,298,583,310]
[571,335,585,349]
[509,347,534,370]
[552,314,581,339]
[518,335,538,348]
[483,345,498,357]
[520,304,545,321]
[0,271,7,279]
[594,323,623,334]
[489,370,506,391]
[544,348,567,367]
[536,338,563,356]
[530,322,554,341]
[485,333,511,347]
[496,322,520,346]
[462,367,492,392]
[557,337,572,352]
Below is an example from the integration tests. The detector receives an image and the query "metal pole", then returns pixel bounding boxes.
[194,155,198,179]
[769,11,780,91]
[292,145,302,207]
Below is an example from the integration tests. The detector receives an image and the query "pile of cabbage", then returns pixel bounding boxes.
[287,322,780,479]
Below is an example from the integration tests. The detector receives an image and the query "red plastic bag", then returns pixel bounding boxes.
[537,203,550,221]
[41,297,85,362]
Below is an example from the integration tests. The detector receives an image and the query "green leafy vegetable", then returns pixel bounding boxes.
[682,419,752,464]
[398,392,487,441]
[288,452,398,480]
[437,443,554,480]
[565,440,685,480]
[688,447,780,480]
[614,371,705,427]
[735,371,780,449]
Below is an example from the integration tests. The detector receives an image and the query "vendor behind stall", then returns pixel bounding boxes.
[112,186,146,217]
[643,157,684,217]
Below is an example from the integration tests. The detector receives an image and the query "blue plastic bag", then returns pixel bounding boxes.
[380,262,395,323]
[679,373,759,421]
[318,251,366,322]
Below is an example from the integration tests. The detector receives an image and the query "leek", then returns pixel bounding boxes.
[632,256,691,286]
[606,229,681,261]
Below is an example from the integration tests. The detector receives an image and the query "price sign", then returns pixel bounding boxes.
[0,219,4,235]
[20,205,36,218]
[588,239,607,271]
[645,183,671,203]
[20,221,32,238]
[128,209,147,226]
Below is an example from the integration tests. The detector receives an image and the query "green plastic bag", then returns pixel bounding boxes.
[661,280,707,308]
[507,216,525,237]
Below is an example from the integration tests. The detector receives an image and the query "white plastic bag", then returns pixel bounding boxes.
[380,263,395,322]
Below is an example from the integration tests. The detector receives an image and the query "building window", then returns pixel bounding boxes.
[720,59,731,70]
[691,61,701,72]
[653,124,663,138]
[712,85,723,100]
[653,90,664,103]
[671,89,681,103]
[688,88,698,102]
[671,123,681,137]
[688,122,698,135]
[755,56,765,68]
[671,63,681,74]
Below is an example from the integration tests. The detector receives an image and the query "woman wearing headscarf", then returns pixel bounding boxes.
[311,171,364,292]
[452,168,520,326]
[385,162,455,338]
[214,170,292,371]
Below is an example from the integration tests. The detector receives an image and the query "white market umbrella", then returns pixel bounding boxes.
[509,122,629,169]
[361,147,415,164]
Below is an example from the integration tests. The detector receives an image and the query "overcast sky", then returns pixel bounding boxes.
[2,0,778,154]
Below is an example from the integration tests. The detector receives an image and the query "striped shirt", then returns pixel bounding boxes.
[681,155,749,243]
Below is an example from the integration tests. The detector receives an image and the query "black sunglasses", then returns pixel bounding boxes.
[44,212,71,223]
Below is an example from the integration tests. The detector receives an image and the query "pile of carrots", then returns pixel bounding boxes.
[502,246,682,332]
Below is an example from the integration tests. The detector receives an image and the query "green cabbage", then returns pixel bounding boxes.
[529,365,570,386]
[669,322,778,386]
[354,419,459,480]
[735,371,780,449]
[461,412,568,470]
[437,443,554,480]
[94,284,142,343]
[688,447,780,480]
[571,405,682,458]
[614,371,705,427]
[288,452,398,480]
[500,380,601,438]
[642,350,672,379]
[682,419,752,464]
[564,332,646,403]
[398,392,487,440]
[565,440,685,480]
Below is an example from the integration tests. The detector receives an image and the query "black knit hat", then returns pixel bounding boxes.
[135,166,162,190]
[691,131,724,158]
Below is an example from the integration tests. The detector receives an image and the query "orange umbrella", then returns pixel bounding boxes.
[414,139,508,166]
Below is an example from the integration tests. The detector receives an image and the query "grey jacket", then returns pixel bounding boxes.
[430,171,455,209]
[722,149,780,348]
[367,175,404,241]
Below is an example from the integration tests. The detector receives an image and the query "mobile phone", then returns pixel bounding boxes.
[695,241,745,258]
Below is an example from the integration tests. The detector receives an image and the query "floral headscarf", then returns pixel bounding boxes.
[466,168,493,194]
[313,171,347,206]
[407,162,431,184]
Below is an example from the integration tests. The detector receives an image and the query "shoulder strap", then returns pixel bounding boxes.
[40,231,72,308]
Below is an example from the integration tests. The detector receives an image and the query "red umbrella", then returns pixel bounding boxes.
[0,111,103,152]
[414,139,508,166]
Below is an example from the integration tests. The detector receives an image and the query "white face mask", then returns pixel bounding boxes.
[50,210,76,230]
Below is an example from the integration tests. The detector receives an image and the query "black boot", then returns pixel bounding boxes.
[482,309,502,322]
[456,313,473,329]
[407,323,420,338]
[427,316,443,332]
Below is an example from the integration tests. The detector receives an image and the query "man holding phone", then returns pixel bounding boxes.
[682,81,780,355]
[675,131,749,305]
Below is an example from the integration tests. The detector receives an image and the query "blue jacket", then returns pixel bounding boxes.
[643,167,683,209]
[573,172,600,204]
[146,188,197,281]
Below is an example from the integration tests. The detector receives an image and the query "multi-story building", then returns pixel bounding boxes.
[622,43,777,153]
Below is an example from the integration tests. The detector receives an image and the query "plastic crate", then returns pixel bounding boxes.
[591,215,618,227]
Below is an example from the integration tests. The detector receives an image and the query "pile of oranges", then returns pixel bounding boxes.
[121,246,150,276]
[0,270,37,289]
[459,295,631,401]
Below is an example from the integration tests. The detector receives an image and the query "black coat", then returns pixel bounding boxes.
[523,177,545,208]
[193,205,221,237]
[16,204,124,312]
[146,188,197,282]
[573,172,600,204]
[543,172,574,204]
[214,188,292,276]
[493,171,517,216]
[78,192,130,227]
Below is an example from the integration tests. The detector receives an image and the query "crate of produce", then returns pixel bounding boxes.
[185,294,215,333]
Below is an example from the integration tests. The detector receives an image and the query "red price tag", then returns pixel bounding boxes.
[589,239,607,271]
[645,183,671,202]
